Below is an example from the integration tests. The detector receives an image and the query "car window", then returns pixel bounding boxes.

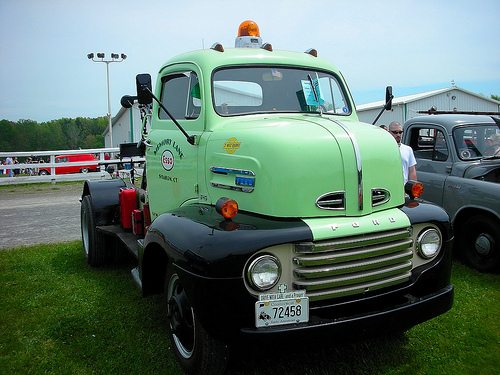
[408,127,449,161]
[453,125,500,160]
[159,71,200,120]
[212,67,350,116]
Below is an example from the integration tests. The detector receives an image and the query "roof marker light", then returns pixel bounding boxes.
[305,48,318,57]
[261,42,273,51]
[211,42,224,52]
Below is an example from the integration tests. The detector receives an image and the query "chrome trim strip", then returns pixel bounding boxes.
[327,119,363,211]
[371,188,391,207]
[210,166,255,176]
[210,182,254,193]
[315,190,345,210]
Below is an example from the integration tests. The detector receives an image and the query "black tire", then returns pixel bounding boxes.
[164,265,230,375]
[39,169,50,176]
[80,168,89,173]
[81,195,106,267]
[458,215,500,273]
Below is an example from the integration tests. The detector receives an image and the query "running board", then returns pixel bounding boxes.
[97,224,141,259]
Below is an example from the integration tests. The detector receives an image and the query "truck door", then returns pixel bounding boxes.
[145,68,204,218]
[406,125,452,206]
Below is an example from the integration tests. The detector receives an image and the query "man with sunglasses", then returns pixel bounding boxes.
[389,121,417,183]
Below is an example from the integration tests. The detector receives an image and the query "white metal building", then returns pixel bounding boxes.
[104,86,500,147]
[356,86,500,126]
[103,106,143,148]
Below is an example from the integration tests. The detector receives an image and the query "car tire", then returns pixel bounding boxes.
[39,169,50,176]
[80,168,89,173]
[458,215,500,273]
[164,265,230,375]
[81,195,107,267]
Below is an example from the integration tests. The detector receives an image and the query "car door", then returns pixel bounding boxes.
[145,67,204,218]
[405,124,452,206]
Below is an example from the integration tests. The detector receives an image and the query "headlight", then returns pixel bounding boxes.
[247,255,281,291]
[417,228,442,259]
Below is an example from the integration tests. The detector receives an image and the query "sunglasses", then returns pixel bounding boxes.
[391,130,403,135]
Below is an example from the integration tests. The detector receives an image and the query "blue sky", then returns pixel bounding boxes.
[1,0,499,122]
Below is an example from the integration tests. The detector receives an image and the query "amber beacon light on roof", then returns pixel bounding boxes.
[235,20,263,48]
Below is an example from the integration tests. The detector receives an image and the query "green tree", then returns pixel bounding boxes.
[0,120,16,151]
[491,94,500,101]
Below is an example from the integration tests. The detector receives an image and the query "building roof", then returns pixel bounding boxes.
[356,86,500,111]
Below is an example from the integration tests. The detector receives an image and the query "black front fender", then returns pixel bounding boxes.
[401,199,453,241]
[144,204,313,279]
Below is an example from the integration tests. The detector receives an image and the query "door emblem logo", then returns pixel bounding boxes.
[223,138,241,154]
[161,150,174,171]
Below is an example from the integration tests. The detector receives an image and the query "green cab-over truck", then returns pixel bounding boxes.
[81,21,454,374]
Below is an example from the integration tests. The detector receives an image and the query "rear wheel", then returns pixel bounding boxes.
[80,168,89,173]
[39,169,49,176]
[458,215,500,273]
[164,265,230,374]
[81,195,106,267]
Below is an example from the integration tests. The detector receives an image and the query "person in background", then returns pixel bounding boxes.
[5,156,13,177]
[13,157,20,177]
[389,121,417,184]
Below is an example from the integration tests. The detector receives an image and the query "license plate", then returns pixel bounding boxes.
[255,292,309,327]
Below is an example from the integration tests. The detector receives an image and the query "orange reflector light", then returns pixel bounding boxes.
[405,180,424,199]
[411,182,424,198]
[238,20,260,37]
[216,197,239,219]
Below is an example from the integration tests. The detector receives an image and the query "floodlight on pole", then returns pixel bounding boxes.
[87,52,127,147]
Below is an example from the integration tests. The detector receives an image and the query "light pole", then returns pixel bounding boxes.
[87,52,127,148]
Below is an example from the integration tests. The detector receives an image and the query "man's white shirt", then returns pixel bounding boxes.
[399,143,416,183]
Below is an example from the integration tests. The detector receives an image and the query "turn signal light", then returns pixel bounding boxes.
[238,20,260,37]
[216,197,238,219]
[405,180,424,199]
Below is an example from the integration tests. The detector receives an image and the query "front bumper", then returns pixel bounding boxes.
[240,283,453,343]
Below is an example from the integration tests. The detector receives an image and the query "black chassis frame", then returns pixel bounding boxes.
[83,179,454,344]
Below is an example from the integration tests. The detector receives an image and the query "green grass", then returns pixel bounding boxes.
[0,242,498,375]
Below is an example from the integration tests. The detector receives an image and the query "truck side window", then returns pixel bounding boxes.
[159,71,200,120]
[411,127,449,161]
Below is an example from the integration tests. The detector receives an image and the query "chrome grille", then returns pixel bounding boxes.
[315,191,345,210]
[293,228,413,301]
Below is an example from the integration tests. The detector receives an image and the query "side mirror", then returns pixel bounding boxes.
[136,74,153,105]
[385,86,393,111]
[120,95,137,109]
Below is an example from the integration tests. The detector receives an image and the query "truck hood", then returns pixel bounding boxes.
[462,159,500,182]
[204,114,405,218]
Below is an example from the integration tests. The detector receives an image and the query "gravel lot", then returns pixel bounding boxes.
[0,182,84,250]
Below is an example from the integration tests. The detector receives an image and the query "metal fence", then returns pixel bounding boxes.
[0,148,125,185]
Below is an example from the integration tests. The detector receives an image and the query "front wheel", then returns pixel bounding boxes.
[81,195,106,267]
[164,265,230,375]
[458,215,500,273]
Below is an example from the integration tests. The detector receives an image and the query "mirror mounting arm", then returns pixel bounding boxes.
[372,86,394,125]
[141,86,196,145]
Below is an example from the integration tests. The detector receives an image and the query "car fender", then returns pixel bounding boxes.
[400,199,452,241]
[82,179,127,225]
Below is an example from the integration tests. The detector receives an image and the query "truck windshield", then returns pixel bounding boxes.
[212,67,350,116]
[453,124,500,160]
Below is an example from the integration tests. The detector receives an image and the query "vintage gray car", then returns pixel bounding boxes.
[403,115,500,272]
